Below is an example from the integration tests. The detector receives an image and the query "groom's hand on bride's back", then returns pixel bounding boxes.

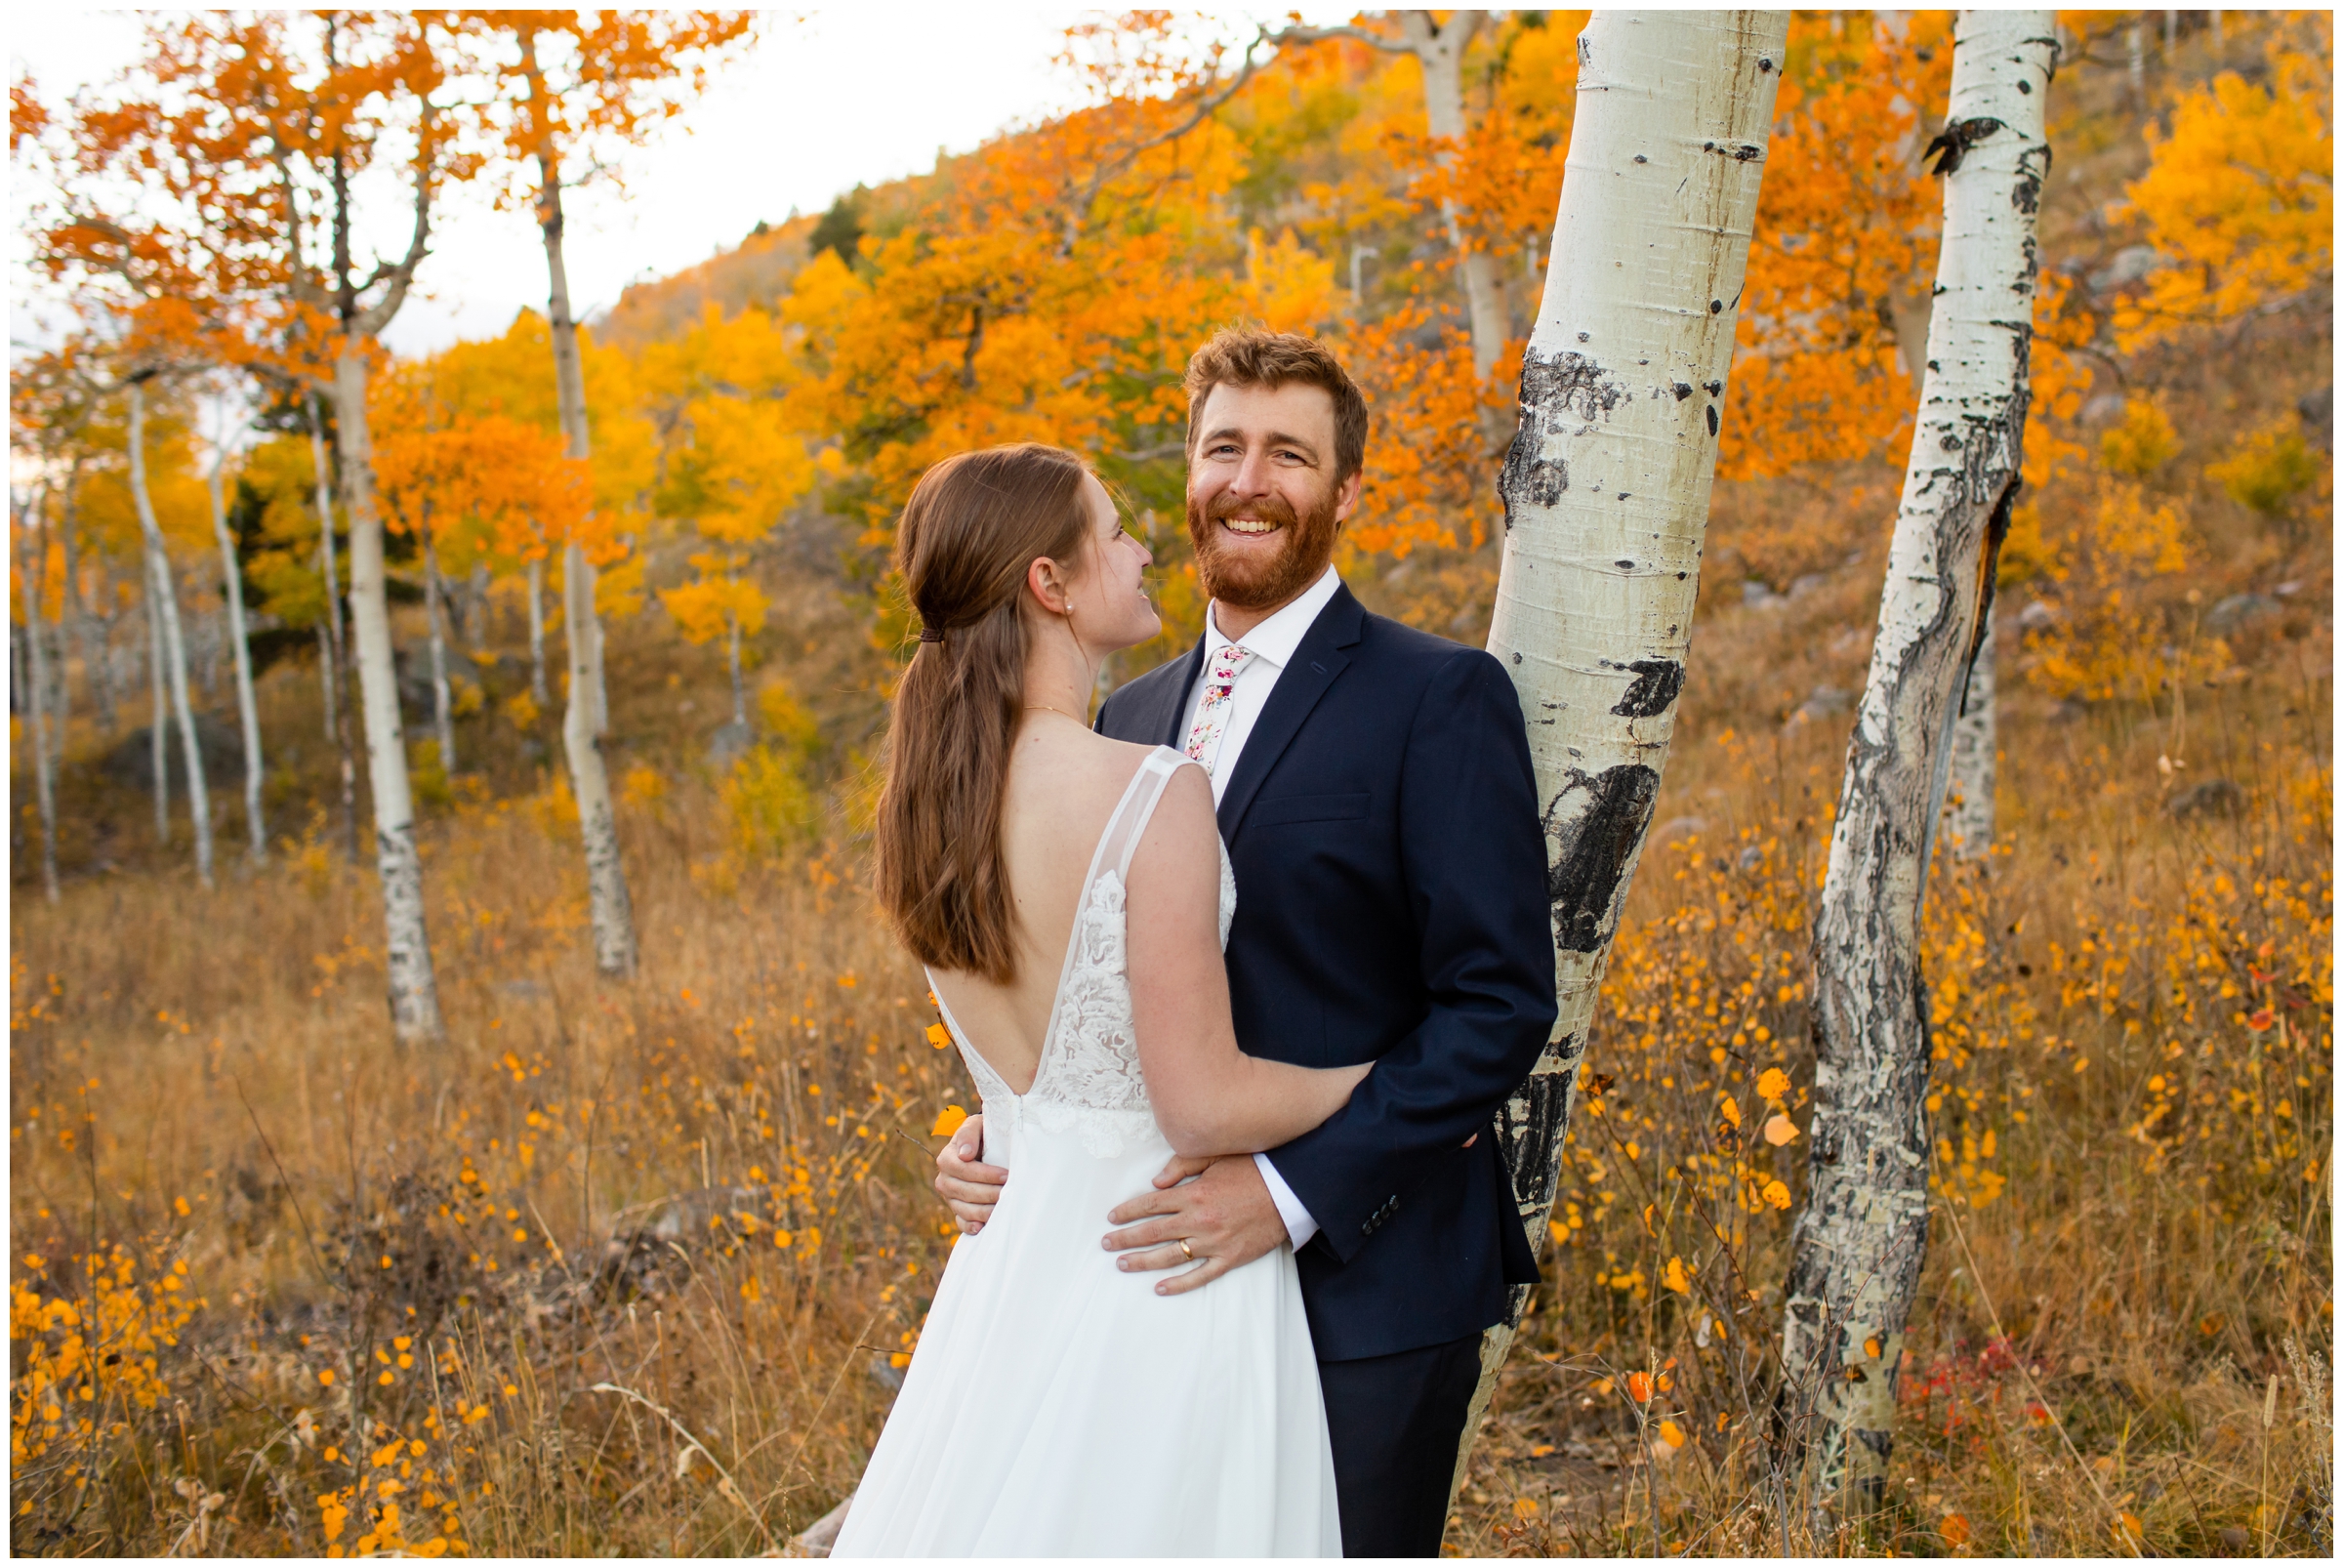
[1101,1154,1287,1296]
[934,1114,1007,1235]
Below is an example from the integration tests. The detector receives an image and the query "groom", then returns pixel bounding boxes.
[936,329,1556,1555]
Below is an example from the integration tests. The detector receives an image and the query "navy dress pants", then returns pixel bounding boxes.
[1318,1331,1486,1557]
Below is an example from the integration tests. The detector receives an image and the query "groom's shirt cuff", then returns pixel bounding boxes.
[1254,1154,1319,1249]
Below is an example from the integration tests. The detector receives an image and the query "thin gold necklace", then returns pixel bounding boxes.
[1022,704,1086,723]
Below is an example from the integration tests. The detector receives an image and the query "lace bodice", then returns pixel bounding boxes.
[933,748,1233,1160]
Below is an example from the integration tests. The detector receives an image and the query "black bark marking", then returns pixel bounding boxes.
[1705,380,1723,395]
[1543,763,1661,952]
[1499,427,1569,521]
[1706,404,1720,436]
[1672,382,1694,400]
[1610,659,1683,718]
[1520,347,1627,425]
[1923,116,2004,177]
[1709,299,1723,313]
[1758,55,1775,73]
[1497,1065,1577,1209]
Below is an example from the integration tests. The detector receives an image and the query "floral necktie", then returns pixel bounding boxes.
[1182,644,1255,776]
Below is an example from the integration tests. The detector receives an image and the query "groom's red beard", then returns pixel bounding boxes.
[1186,482,1343,611]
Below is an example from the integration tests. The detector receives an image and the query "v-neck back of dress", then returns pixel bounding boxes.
[927,745,1235,1164]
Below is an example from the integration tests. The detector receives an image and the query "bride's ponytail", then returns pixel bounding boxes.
[876,444,1092,983]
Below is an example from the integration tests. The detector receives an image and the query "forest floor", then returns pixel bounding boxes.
[10,31,2335,1555]
[10,461,2328,1554]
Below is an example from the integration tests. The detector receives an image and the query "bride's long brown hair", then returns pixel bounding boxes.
[875,443,1095,983]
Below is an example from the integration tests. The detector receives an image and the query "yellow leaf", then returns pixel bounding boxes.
[1763,1113,1799,1146]
[931,1105,968,1139]
[925,1022,951,1050]
[1864,1336,1883,1359]
[1547,1219,1571,1246]
[1718,1095,1743,1129]
[1529,1443,1555,1458]
[1657,1420,1685,1449]
[1663,1256,1692,1295]
[1626,1371,1652,1402]
[1756,1066,1791,1102]
[1511,1497,1540,1521]
[1761,1178,1792,1211]
[1940,1512,1971,1547]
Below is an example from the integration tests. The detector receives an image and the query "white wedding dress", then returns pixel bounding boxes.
[833,746,1341,1558]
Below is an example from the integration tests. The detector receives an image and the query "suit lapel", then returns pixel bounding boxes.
[1216,586,1365,843]
[1152,637,1210,746]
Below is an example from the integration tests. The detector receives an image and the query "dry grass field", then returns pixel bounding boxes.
[11,488,2328,1556]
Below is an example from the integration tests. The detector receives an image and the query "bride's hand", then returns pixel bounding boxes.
[934,1114,1007,1235]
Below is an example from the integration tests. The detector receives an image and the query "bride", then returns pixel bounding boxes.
[832,442,1361,1557]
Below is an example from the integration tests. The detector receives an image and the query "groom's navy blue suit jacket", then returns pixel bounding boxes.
[1097,584,1556,1363]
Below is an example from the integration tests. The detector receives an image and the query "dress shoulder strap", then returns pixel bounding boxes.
[1095,746,1197,887]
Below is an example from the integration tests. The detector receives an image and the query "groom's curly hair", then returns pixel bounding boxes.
[1183,328,1371,485]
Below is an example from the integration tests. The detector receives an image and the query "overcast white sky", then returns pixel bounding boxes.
[11,6,1349,356]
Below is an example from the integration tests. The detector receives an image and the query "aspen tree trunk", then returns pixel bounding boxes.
[526,554,549,705]
[50,480,76,735]
[148,585,169,841]
[83,533,119,735]
[727,608,747,727]
[309,391,362,862]
[421,512,458,776]
[15,492,62,902]
[208,446,267,863]
[1402,11,1511,382]
[1944,607,1994,858]
[466,562,490,649]
[524,32,638,977]
[1461,9,1788,1493]
[1778,12,2053,1509]
[334,347,444,1043]
[128,380,215,888]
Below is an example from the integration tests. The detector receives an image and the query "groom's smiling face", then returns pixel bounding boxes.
[1185,381,1363,615]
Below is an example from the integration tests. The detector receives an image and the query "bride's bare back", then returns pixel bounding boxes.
[929,719,1159,1093]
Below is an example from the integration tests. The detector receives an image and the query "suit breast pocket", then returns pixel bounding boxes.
[1248,791,1372,828]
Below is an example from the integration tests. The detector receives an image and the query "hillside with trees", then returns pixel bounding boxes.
[9,10,2331,1556]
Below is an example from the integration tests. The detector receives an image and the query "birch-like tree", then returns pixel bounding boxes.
[1280,11,1510,380]
[1464,9,1788,1483]
[1778,11,2055,1507]
[306,389,362,863]
[53,14,462,1037]
[125,374,216,888]
[202,393,267,862]
[1943,607,1994,858]
[13,488,62,902]
[465,11,755,976]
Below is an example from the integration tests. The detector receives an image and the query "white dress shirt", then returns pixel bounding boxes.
[1179,564,1343,1250]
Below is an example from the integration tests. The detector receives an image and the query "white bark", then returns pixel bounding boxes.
[48,479,76,734]
[1464,8,1788,1493]
[128,380,215,888]
[422,512,458,775]
[335,347,444,1044]
[1944,606,1994,859]
[524,30,638,978]
[1399,10,1511,382]
[726,607,747,727]
[147,579,169,842]
[1780,11,2052,1508]
[526,553,549,705]
[15,491,61,902]
[208,441,267,863]
[309,389,361,862]
[82,527,118,735]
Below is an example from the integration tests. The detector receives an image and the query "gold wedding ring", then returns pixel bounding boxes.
[1177,1237,1195,1261]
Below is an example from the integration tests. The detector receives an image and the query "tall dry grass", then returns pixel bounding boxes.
[12,562,2327,1556]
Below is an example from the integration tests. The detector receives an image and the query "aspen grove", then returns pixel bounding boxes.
[10,11,2333,1557]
